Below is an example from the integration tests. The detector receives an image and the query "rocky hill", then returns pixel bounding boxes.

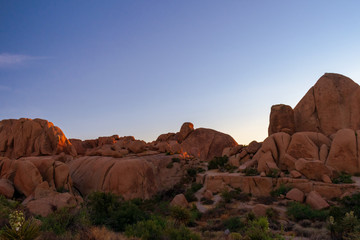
[1,73,360,239]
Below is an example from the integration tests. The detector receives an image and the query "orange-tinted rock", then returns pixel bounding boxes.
[246,141,262,154]
[228,154,240,167]
[26,192,78,217]
[156,133,176,142]
[0,118,76,159]
[21,156,72,192]
[290,170,302,178]
[268,104,295,136]
[286,188,304,202]
[295,158,332,181]
[12,160,43,196]
[181,128,237,161]
[176,122,194,143]
[294,73,360,135]
[170,194,189,207]
[0,179,14,198]
[127,140,146,154]
[68,154,185,199]
[327,129,358,174]
[286,132,319,160]
[321,175,332,183]
[306,191,329,210]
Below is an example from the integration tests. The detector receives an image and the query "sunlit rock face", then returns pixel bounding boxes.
[268,73,360,136]
[0,118,76,159]
[294,73,360,135]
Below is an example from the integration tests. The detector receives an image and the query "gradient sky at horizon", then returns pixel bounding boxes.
[1,1,360,144]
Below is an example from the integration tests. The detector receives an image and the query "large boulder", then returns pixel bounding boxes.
[175,122,194,143]
[68,154,185,199]
[268,104,295,136]
[0,118,76,159]
[181,128,237,161]
[326,129,359,174]
[294,73,360,136]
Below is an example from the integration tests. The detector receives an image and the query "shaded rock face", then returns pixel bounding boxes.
[294,73,360,136]
[254,128,360,176]
[268,104,295,136]
[68,154,185,200]
[0,118,76,159]
[181,128,237,162]
[0,156,73,197]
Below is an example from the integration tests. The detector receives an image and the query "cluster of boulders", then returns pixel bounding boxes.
[0,155,81,216]
[1,72,360,217]
[70,122,237,162]
[199,73,360,210]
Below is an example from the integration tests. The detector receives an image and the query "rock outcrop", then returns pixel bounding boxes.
[181,128,237,161]
[68,154,186,199]
[268,104,295,136]
[0,118,76,159]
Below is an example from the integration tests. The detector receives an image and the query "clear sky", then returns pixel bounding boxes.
[1,1,360,144]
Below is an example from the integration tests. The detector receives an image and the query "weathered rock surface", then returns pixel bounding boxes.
[181,128,237,161]
[170,194,189,207]
[0,118,76,159]
[306,191,329,210]
[268,104,295,136]
[68,154,186,199]
[294,73,360,135]
[0,179,14,198]
[286,188,304,202]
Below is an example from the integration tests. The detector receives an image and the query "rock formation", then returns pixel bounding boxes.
[0,118,76,159]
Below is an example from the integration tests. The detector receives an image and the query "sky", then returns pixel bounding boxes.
[1,1,360,144]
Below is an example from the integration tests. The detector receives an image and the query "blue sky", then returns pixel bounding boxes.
[1,1,360,144]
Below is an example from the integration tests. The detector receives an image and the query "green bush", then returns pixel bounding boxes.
[166,162,174,168]
[171,158,180,163]
[223,216,245,232]
[287,202,329,221]
[0,210,40,240]
[244,168,259,176]
[208,156,229,170]
[333,172,354,184]
[170,206,191,225]
[266,168,280,178]
[125,217,166,240]
[0,196,19,229]
[125,217,200,240]
[86,191,147,232]
[329,211,360,240]
[184,183,203,202]
[220,189,249,203]
[39,207,90,236]
[187,168,197,178]
[270,184,292,197]
[245,217,284,240]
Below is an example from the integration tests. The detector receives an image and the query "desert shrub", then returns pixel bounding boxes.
[0,196,19,228]
[333,172,354,184]
[266,208,280,222]
[270,184,292,197]
[0,210,40,240]
[184,183,203,202]
[266,168,280,178]
[339,192,360,217]
[221,189,248,203]
[125,217,166,240]
[86,192,147,232]
[164,224,201,240]
[208,156,229,170]
[166,162,174,168]
[187,168,197,178]
[244,168,259,176]
[170,206,191,225]
[171,158,180,163]
[125,216,200,240]
[287,202,329,221]
[329,211,360,240]
[39,207,90,236]
[229,232,243,240]
[245,217,284,240]
[223,216,245,232]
